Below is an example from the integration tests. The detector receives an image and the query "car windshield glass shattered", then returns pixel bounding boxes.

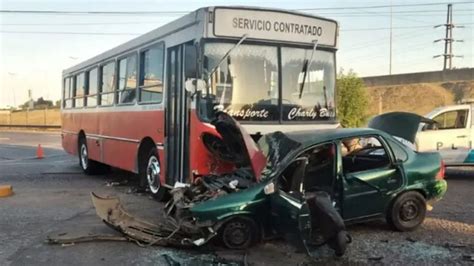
[258,131,302,178]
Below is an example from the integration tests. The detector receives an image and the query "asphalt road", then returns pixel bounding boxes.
[0,130,473,265]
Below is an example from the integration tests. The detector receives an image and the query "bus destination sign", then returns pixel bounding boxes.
[213,8,338,47]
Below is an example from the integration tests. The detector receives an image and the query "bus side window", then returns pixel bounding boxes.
[117,54,137,104]
[100,61,116,106]
[87,68,98,107]
[139,43,164,103]
[63,77,73,108]
[74,73,86,108]
[184,42,197,80]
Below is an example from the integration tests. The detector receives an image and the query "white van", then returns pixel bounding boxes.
[416,102,474,166]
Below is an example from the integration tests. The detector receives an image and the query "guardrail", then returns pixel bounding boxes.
[0,124,61,129]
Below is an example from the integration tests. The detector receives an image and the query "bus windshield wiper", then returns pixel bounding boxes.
[207,34,248,79]
[299,40,318,99]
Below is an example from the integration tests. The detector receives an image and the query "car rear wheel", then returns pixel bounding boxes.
[220,216,258,249]
[78,137,107,175]
[139,148,167,201]
[387,191,426,231]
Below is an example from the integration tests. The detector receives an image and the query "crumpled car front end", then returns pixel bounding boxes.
[164,169,271,249]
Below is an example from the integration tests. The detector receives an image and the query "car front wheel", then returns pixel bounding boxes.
[220,216,259,249]
[387,191,426,231]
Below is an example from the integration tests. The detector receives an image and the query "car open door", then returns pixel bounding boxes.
[269,157,309,251]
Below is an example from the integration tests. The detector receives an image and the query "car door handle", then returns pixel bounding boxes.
[456,135,468,138]
[387,178,398,184]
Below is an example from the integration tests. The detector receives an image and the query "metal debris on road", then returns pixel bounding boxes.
[47,232,128,245]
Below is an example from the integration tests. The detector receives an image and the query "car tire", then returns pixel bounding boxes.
[220,216,259,249]
[387,191,426,232]
[78,137,108,175]
[139,147,167,201]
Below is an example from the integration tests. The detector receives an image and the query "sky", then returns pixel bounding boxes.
[0,0,473,108]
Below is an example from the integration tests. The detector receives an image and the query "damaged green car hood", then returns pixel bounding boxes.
[190,182,269,222]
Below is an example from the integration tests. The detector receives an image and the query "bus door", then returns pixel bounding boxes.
[165,44,190,185]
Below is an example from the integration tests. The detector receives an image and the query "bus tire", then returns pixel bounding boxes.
[78,137,106,175]
[139,147,167,201]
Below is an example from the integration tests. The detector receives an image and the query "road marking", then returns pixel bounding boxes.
[0,137,10,141]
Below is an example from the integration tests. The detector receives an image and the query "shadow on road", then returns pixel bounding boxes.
[445,167,474,179]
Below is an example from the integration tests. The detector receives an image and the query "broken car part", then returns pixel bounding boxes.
[90,192,216,247]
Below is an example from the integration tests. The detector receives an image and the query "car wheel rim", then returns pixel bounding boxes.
[224,221,250,248]
[146,156,161,194]
[80,144,88,170]
[400,200,419,221]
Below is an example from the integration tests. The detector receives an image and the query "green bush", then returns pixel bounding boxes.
[336,70,368,128]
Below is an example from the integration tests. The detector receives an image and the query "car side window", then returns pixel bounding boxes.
[341,136,391,173]
[279,143,336,198]
[387,138,409,162]
[432,109,468,129]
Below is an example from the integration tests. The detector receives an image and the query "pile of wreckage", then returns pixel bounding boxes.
[48,112,351,257]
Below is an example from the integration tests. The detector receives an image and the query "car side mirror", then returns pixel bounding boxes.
[264,182,276,195]
[422,123,438,131]
[184,78,206,94]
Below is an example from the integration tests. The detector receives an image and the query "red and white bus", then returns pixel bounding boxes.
[61,6,339,200]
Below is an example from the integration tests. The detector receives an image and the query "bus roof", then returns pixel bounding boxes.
[63,6,339,75]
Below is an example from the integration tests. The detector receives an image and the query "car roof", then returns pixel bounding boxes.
[284,128,384,146]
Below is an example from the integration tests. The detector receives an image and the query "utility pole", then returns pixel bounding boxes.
[434,4,464,70]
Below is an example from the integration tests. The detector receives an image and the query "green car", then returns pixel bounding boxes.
[91,112,447,251]
[171,112,447,249]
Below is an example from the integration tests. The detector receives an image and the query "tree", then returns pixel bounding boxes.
[336,70,368,128]
[19,97,54,109]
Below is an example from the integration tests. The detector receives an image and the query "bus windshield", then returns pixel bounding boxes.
[201,42,336,122]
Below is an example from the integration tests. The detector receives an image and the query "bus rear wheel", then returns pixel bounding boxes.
[139,148,167,201]
[78,137,107,175]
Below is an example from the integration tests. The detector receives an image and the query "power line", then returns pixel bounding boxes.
[0,2,472,15]
[317,9,473,14]
[0,30,140,36]
[297,1,474,11]
[342,23,473,32]
[2,25,460,36]
[0,10,187,15]
[1,21,165,26]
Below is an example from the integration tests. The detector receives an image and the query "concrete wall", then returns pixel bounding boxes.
[362,68,474,87]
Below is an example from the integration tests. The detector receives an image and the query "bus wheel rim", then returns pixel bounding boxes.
[147,156,161,194]
[80,144,88,170]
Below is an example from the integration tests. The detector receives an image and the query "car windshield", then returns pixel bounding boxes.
[203,43,279,121]
[281,47,336,121]
[258,131,302,179]
[201,42,336,122]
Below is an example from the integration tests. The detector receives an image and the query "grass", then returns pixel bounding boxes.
[365,81,474,117]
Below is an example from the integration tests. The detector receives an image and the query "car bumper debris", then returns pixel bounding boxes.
[89,192,215,247]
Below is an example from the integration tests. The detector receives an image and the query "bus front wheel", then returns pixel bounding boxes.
[139,148,167,201]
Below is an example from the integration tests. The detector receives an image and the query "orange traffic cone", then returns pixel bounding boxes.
[36,144,44,159]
